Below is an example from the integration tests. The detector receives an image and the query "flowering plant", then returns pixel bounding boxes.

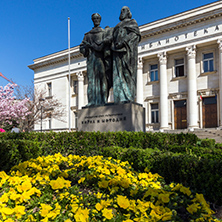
[0,128,5,133]
[0,153,220,221]
[0,83,31,126]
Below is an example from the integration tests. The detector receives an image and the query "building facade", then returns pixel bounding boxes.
[29,1,222,131]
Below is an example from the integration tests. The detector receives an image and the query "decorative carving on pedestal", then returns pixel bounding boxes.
[186,45,196,59]
[157,51,167,65]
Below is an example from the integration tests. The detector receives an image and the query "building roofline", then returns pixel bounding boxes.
[140,0,220,29]
[140,0,222,38]
[29,1,222,70]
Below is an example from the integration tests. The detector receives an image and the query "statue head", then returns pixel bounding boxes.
[119,6,132,21]
[91,13,101,27]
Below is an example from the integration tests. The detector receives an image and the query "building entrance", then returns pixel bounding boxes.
[174,100,187,129]
[202,97,217,128]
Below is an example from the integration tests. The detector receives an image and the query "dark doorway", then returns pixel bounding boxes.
[202,97,217,128]
[174,100,187,129]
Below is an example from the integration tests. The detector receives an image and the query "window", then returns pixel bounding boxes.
[47,83,52,97]
[73,80,78,94]
[151,104,159,123]
[175,59,184,77]
[48,113,52,129]
[150,64,158,81]
[203,53,214,72]
[74,112,78,129]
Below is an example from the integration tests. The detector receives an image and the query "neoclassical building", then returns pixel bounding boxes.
[29,1,222,131]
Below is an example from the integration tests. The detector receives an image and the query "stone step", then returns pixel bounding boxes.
[163,128,222,144]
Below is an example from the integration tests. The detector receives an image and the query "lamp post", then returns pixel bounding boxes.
[39,98,45,132]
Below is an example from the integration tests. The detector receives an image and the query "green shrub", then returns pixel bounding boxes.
[0,131,222,204]
[0,139,41,172]
[198,138,216,148]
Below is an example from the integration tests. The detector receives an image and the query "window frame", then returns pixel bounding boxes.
[203,52,214,73]
[74,112,78,129]
[171,54,186,79]
[150,64,158,82]
[175,58,185,77]
[48,113,52,129]
[73,80,78,95]
[151,103,159,123]
[199,48,216,75]
[145,59,159,84]
[47,82,52,97]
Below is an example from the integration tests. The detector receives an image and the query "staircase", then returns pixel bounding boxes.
[164,128,222,144]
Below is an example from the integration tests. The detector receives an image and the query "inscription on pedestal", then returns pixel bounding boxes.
[78,103,145,132]
[82,113,127,125]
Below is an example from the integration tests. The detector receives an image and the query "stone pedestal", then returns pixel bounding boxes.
[78,103,145,132]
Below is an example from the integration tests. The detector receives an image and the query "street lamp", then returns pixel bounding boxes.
[39,98,45,132]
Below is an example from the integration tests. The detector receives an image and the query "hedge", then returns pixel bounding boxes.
[1,131,222,204]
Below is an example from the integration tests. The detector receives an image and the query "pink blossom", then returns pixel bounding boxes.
[0,83,31,125]
[0,128,5,133]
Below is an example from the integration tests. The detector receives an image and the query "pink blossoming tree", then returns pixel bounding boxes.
[0,83,31,127]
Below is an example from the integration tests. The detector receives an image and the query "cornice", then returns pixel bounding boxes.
[141,11,222,39]
[28,46,83,70]
[140,3,222,39]
[168,92,188,99]
[144,96,160,101]
[197,88,219,95]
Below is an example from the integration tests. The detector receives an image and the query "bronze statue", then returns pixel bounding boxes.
[80,13,109,106]
[80,7,140,106]
[111,6,141,103]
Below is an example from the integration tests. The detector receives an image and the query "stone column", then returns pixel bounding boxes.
[186,45,198,130]
[218,39,222,127]
[137,57,144,105]
[77,71,84,110]
[158,51,168,130]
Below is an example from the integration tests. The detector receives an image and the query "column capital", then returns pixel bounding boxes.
[77,71,84,81]
[217,39,222,52]
[138,57,143,69]
[158,51,167,65]
[186,45,196,59]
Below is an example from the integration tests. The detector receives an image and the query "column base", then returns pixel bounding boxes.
[188,125,199,132]
[159,127,169,132]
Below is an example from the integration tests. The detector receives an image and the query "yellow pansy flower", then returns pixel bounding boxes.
[49,177,71,190]
[158,193,170,203]
[17,180,32,193]
[14,205,26,219]
[180,186,191,196]
[95,203,103,211]
[102,208,113,220]
[186,203,200,214]
[74,208,89,222]
[98,179,109,188]
[78,177,85,183]
[40,203,52,217]
[117,195,130,209]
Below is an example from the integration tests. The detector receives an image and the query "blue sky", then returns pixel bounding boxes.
[0,0,218,87]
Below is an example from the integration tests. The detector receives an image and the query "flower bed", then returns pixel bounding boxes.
[0,153,220,221]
